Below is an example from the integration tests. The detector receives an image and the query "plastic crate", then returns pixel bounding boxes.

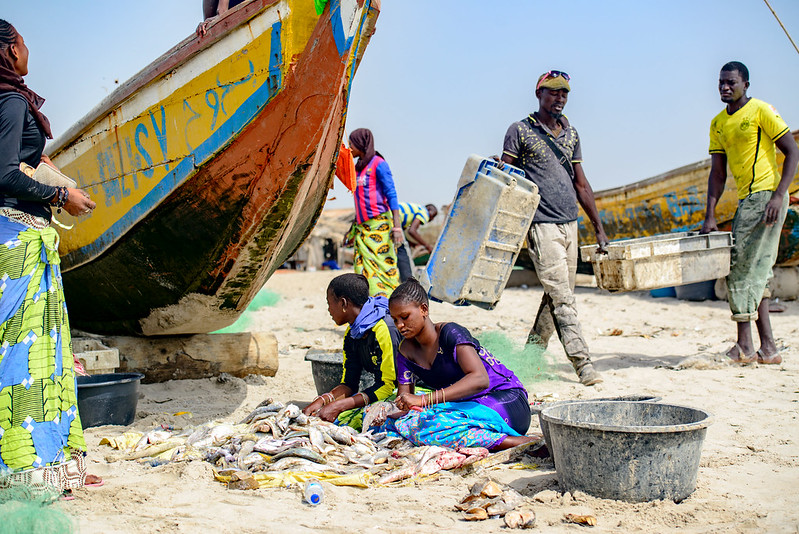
[580,232,733,292]
[420,155,539,308]
[73,338,120,375]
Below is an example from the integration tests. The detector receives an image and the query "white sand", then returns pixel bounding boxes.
[68,270,799,533]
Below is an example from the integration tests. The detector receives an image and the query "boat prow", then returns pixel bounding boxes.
[49,0,380,335]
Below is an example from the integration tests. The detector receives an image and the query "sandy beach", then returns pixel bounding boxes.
[66,269,799,533]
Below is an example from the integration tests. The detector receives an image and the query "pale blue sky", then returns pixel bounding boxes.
[6,1,799,210]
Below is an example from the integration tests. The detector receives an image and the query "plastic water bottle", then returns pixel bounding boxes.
[303,479,324,506]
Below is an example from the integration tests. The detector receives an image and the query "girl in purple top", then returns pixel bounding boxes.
[387,278,533,450]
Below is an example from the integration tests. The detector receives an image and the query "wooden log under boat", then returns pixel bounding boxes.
[577,130,799,266]
[48,0,380,335]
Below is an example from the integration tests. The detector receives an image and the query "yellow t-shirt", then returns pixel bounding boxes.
[708,98,790,200]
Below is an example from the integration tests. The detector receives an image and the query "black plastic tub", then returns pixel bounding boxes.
[531,395,662,447]
[541,401,713,502]
[77,373,144,428]
[304,349,374,395]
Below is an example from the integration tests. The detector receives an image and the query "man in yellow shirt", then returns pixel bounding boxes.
[701,61,799,364]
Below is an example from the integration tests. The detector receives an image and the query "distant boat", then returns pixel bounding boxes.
[49,0,380,335]
[577,130,799,266]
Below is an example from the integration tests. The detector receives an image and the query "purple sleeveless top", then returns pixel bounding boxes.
[395,323,527,409]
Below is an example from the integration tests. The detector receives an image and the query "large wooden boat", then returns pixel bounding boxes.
[577,131,799,266]
[47,0,379,336]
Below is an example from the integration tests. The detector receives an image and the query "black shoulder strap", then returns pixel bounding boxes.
[526,116,574,180]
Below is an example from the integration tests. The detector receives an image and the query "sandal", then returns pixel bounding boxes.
[84,474,104,488]
[756,349,783,365]
[726,343,757,364]
[60,490,75,501]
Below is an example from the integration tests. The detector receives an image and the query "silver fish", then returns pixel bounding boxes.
[277,404,301,420]
[253,436,308,455]
[318,423,355,445]
[271,447,327,464]
[268,457,334,472]
[283,429,309,440]
[276,416,290,433]
[239,452,266,470]
[294,413,310,426]
[308,426,326,453]
[134,430,172,451]
[239,406,279,425]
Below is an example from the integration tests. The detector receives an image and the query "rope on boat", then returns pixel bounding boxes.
[762,0,799,56]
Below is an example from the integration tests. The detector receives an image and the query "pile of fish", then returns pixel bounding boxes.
[100,399,493,487]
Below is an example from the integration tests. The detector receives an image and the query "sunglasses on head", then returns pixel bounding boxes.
[536,70,570,89]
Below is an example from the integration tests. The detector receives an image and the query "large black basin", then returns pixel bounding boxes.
[77,373,144,428]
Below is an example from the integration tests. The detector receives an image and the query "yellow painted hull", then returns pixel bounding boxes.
[47,0,379,335]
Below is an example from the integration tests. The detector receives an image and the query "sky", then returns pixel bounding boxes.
[6,0,799,211]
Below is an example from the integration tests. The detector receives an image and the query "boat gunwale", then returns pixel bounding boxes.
[46,0,281,156]
[593,129,799,200]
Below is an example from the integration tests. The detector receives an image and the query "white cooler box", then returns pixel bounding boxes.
[580,231,733,292]
[420,155,539,308]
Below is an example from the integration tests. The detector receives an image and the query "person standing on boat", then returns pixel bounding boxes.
[701,61,799,365]
[0,20,98,497]
[196,0,249,37]
[396,202,438,282]
[345,128,403,297]
[501,70,608,387]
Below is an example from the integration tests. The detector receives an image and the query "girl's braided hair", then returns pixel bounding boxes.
[0,20,18,49]
[388,277,428,307]
[328,273,369,307]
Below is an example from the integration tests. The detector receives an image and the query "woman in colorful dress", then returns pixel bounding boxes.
[384,278,534,451]
[0,20,97,497]
[346,128,403,297]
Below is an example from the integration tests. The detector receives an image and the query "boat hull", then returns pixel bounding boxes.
[50,0,379,335]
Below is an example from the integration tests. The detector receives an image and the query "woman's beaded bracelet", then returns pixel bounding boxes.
[50,186,69,212]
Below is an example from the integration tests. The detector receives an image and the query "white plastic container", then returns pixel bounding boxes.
[420,155,539,308]
[580,231,733,292]
[72,338,120,375]
[303,479,324,505]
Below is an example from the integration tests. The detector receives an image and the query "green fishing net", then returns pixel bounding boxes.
[477,330,557,386]
[0,481,76,534]
[213,288,281,333]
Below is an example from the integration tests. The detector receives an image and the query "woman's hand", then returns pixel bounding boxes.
[40,154,57,170]
[62,188,96,217]
[395,392,424,411]
[391,227,404,247]
[317,401,344,422]
[302,398,324,417]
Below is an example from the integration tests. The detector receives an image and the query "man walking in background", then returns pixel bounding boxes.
[396,202,438,281]
[501,70,608,386]
[701,61,798,364]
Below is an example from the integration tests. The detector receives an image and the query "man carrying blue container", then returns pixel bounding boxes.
[701,61,798,365]
[501,70,608,386]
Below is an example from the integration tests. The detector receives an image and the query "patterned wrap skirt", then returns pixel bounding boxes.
[0,216,86,491]
[349,211,400,297]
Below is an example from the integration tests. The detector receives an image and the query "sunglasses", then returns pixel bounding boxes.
[536,70,570,90]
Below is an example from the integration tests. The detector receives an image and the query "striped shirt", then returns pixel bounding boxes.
[354,155,399,224]
[398,202,429,230]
